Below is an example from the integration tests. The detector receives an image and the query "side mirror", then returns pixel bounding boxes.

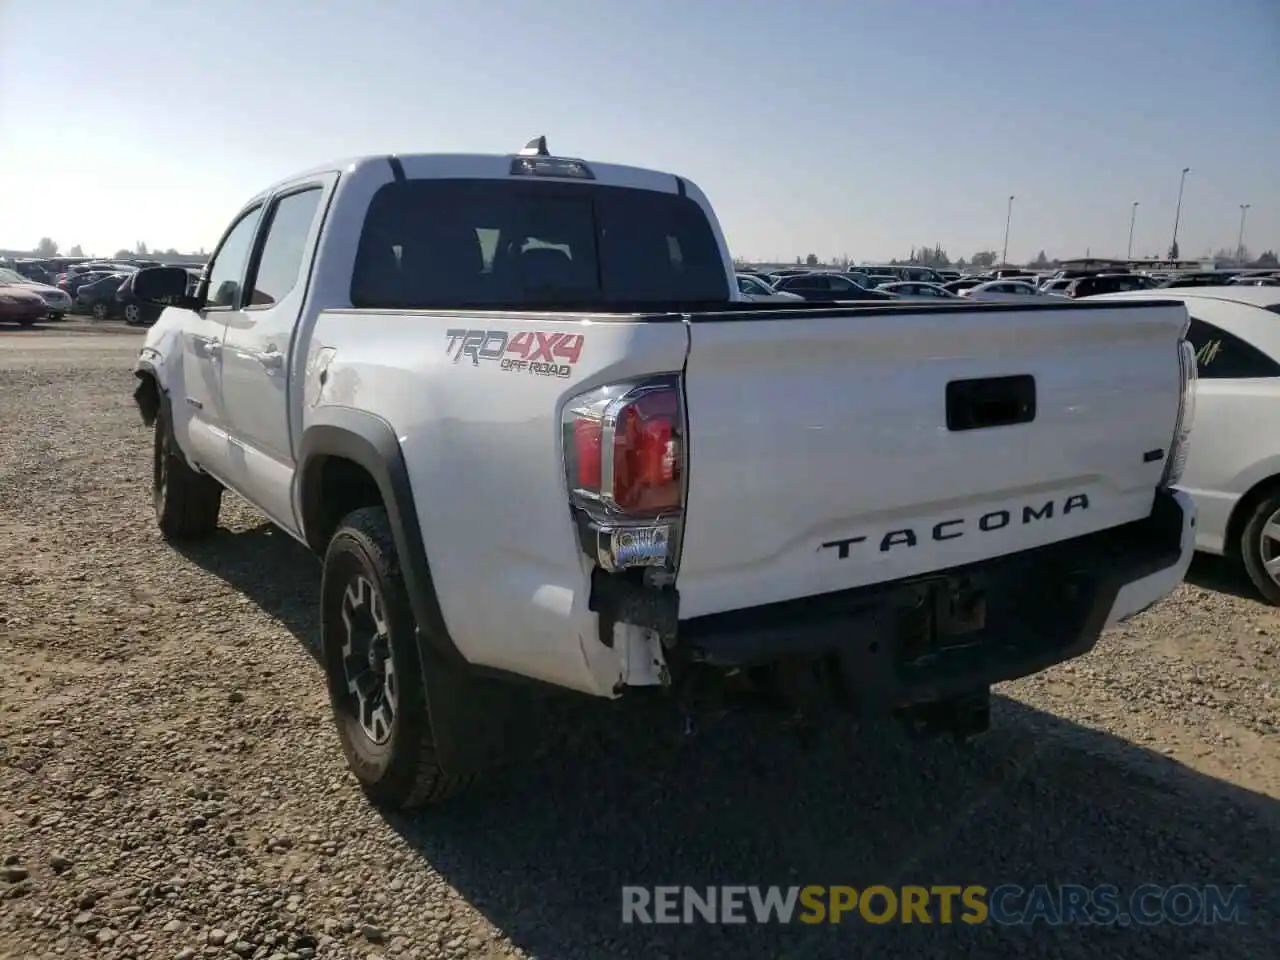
[134,266,200,309]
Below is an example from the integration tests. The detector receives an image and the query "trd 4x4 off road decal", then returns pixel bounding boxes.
[445,329,585,379]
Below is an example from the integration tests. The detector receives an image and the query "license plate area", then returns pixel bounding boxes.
[895,575,987,665]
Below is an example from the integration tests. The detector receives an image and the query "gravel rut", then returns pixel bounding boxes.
[1,328,1277,959]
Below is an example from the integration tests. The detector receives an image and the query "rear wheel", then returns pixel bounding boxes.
[123,303,142,325]
[152,410,222,540]
[321,506,473,808]
[1239,492,1280,605]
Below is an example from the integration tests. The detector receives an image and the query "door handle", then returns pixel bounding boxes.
[257,349,285,373]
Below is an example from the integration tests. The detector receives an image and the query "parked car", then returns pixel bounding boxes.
[1089,286,1280,602]
[876,281,959,300]
[76,273,129,319]
[1065,274,1158,298]
[0,277,49,326]
[1161,272,1239,289]
[1040,278,1074,297]
[772,272,895,300]
[0,267,72,320]
[129,140,1194,808]
[942,277,988,295]
[61,269,119,297]
[114,271,163,325]
[736,274,804,302]
[959,280,1044,302]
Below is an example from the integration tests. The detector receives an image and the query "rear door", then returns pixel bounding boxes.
[675,301,1189,618]
[219,177,333,533]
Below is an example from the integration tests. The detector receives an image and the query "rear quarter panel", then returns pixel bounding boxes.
[303,310,689,694]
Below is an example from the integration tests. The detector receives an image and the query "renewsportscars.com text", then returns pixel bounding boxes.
[621,884,1249,926]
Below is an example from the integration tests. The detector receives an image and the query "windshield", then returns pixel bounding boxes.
[351,178,730,310]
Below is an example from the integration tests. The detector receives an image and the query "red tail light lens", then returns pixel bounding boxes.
[613,390,680,512]
[573,417,603,490]
[564,378,683,516]
[562,375,685,573]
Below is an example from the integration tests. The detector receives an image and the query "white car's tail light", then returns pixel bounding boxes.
[562,375,684,574]
[1161,337,1197,488]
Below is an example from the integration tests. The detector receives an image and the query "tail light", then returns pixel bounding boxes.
[562,374,684,574]
[1160,337,1197,488]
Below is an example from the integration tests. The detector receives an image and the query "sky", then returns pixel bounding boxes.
[1,0,1277,264]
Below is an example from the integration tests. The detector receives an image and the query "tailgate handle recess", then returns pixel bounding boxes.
[946,375,1036,432]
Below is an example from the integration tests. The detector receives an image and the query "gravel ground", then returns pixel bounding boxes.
[1,328,1277,960]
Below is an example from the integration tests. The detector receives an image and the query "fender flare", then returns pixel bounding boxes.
[297,408,540,778]
[297,408,466,668]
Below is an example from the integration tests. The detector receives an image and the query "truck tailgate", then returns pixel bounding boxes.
[675,301,1188,619]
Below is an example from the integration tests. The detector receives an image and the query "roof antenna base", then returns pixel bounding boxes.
[518,136,549,157]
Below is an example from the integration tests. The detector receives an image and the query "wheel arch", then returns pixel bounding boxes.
[133,358,164,427]
[297,409,466,669]
[1224,473,1280,558]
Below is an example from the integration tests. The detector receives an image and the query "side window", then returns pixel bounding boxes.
[1187,317,1280,379]
[204,207,262,309]
[246,188,323,307]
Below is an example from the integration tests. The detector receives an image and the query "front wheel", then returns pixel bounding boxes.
[321,506,473,808]
[1239,492,1280,605]
[123,303,142,325]
[152,410,222,540]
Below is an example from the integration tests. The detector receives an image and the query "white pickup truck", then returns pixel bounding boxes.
[131,138,1198,808]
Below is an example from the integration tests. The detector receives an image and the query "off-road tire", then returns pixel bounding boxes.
[1239,491,1280,605]
[152,410,222,540]
[321,506,473,808]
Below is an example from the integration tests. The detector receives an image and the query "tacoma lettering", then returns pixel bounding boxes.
[821,493,1090,559]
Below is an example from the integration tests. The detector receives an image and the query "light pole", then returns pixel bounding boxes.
[1237,203,1251,263]
[1001,195,1015,267]
[1127,201,1139,260]
[1169,167,1190,259]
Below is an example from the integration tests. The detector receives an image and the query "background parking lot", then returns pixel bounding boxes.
[0,327,1277,959]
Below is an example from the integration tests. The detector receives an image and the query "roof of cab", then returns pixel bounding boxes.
[246,151,688,208]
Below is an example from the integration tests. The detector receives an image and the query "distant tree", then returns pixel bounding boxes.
[954,257,968,271]
[912,244,951,268]
[134,241,150,256]
[35,237,58,257]
[67,244,85,257]
[1030,250,1050,268]
[1256,250,1278,267]
[113,248,133,260]
[969,250,997,269]
[161,247,181,258]
[805,253,819,266]
[795,255,802,265]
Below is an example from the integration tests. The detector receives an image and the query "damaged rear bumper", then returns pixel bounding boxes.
[667,489,1195,710]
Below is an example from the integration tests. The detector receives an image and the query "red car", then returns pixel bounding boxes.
[0,282,48,326]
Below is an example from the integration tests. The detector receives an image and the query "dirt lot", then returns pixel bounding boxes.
[1,326,1277,960]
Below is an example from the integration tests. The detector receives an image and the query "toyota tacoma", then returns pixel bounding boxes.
[130,138,1198,808]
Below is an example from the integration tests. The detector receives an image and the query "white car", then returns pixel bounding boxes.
[0,266,72,319]
[1040,278,1074,298]
[960,280,1044,302]
[736,273,803,302]
[1090,286,1280,602]
[876,282,959,300]
[126,139,1195,807]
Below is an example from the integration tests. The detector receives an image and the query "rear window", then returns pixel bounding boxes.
[350,178,729,310]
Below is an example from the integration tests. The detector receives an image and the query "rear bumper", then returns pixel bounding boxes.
[673,488,1195,709]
